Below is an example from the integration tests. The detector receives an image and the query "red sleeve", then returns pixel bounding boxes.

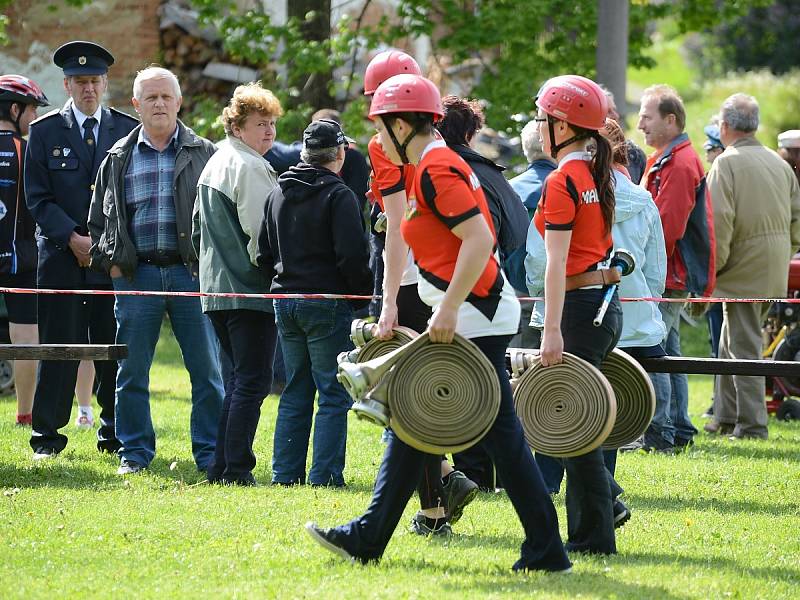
[368,136,405,197]
[541,171,576,230]
[654,158,699,257]
[419,161,481,229]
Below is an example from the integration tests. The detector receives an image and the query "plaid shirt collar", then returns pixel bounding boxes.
[137,125,179,152]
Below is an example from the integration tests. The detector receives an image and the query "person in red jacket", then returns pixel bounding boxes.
[637,84,716,452]
[305,74,570,573]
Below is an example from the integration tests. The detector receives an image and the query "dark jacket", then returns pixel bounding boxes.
[256,163,372,304]
[267,141,370,215]
[24,101,138,286]
[449,144,529,258]
[0,131,37,275]
[88,120,217,278]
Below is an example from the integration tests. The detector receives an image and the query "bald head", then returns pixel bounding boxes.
[720,93,759,134]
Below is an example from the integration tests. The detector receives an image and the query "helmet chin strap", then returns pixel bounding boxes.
[547,115,590,160]
[381,116,424,165]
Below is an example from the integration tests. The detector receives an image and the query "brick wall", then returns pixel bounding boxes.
[1,0,161,115]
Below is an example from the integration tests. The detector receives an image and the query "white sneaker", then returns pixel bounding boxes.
[75,414,95,430]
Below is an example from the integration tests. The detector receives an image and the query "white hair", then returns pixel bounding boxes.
[520,120,549,163]
[133,67,181,100]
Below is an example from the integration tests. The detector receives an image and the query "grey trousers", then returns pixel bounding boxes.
[713,301,770,438]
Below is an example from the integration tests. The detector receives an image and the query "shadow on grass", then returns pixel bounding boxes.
[0,455,207,489]
[622,549,800,581]
[693,440,800,462]
[388,557,685,599]
[627,492,798,517]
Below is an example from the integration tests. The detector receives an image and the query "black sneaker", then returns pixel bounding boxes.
[410,512,452,537]
[619,432,675,454]
[702,403,714,419]
[32,447,58,461]
[442,470,479,524]
[613,499,631,529]
[673,437,695,453]
[305,522,356,562]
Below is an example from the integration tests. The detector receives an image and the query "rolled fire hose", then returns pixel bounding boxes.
[349,319,419,362]
[338,329,501,454]
[599,349,656,449]
[512,352,616,457]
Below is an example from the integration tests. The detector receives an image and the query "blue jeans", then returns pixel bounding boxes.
[659,292,698,442]
[113,264,224,469]
[272,299,354,486]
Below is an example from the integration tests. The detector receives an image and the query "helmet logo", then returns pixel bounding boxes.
[560,81,589,96]
[79,56,87,65]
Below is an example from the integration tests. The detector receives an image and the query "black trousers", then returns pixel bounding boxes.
[560,288,623,555]
[330,335,570,571]
[30,290,119,453]
[208,309,277,483]
[395,284,445,511]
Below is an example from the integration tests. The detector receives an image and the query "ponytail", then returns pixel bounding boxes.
[590,130,615,235]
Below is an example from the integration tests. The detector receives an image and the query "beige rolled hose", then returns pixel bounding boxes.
[354,326,419,362]
[387,333,501,454]
[600,349,656,449]
[513,352,616,457]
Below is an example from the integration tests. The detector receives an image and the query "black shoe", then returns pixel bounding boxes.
[619,432,675,454]
[442,470,479,524]
[410,512,452,537]
[702,403,714,419]
[673,437,695,452]
[613,499,631,529]
[97,439,122,455]
[305,522,357,562]
[220,474,257,486]
[32,447,58,461]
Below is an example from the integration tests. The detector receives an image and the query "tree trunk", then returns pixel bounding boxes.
[287,0,334,110]
[596,0,629,119]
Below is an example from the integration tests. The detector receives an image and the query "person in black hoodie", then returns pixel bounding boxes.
[257,119,372,487]
[436,95,529,490]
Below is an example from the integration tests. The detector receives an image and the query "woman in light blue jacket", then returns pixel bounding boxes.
[524,119,669,518]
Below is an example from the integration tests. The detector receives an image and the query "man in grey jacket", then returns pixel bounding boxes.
[705,94,800,440]
[88,66,223,474]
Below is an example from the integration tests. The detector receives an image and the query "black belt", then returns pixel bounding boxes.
[138,253,183,267]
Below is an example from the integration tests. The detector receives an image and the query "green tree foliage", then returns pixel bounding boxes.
[689,0,800,76]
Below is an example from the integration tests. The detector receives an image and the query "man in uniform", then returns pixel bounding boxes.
[25,41,138,459]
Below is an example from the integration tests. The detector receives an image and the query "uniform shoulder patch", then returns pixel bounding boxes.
[29,108,61,126]
[109,107,139,123]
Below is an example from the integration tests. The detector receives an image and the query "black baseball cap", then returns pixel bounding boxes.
[53,41,114,76]
[303,119,348,150]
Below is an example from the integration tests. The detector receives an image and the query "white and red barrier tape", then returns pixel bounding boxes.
[0,286,797,303]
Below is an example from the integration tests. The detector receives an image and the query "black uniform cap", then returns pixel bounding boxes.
[53,41,114,76]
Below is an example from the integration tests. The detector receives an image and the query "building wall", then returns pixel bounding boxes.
[1,0,161,116]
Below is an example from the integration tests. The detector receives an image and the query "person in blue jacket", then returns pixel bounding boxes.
[525,118,669,523]
[510,119,557,220]
[24,41,138,459]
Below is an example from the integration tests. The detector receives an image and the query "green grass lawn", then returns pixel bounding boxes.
[1,322,798,599]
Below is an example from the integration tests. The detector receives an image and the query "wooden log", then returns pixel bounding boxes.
[0,344,128,361]
[638,356,800,377]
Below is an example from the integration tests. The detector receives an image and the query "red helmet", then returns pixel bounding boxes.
[368,74,443,121]
[364,50,422,95]
[535,75,607,131]
[0,74,49,107]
